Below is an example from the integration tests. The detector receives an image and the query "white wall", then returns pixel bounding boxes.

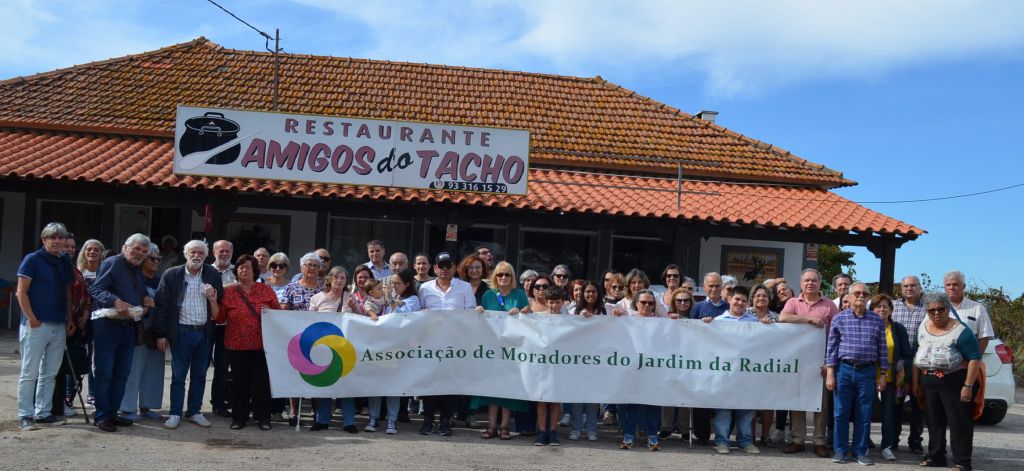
[698,237,804,286]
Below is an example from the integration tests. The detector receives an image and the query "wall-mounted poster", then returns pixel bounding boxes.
[720,245,785,288]
[225,214,290,258]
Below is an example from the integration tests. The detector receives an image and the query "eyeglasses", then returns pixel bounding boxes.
[552,273,568,278]
[664,273,680,279]
[610,285,624,290]
[269,263,287,269]
[495,273,512,278]
[852,291,870,297]
[147,256,161,262]
[320,257,330,262]
[674,298,692,304]
[533,284,550,290]
[637,301,655,306]
[927,307,947,314]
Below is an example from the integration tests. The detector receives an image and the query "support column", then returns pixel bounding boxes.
[877,237,897,295]
[314,211,328,250]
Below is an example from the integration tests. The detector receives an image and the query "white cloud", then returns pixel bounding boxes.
[295,0,1024,96]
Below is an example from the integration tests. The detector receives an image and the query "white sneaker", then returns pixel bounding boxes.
[188,413,212,428]
[587,432,599,442]
[63,406,78,417]
[881,447,896,461]
[164,415,181,429]
[714,444,730,454]
[558,413,571,427]
[365,422,378,432]
[568,430,580,441]
[385,421,397,434]
[742,444,761,454]
[770,428,786,444]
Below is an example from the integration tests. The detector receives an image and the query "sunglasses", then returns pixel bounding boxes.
[927,307,947,314]
[637,301,655,306]
[437,262,454,269]
[147,256,161,262]
[674,298,692,304]
[852,291,870,297]
[533,284,551,290]
[610,285,624,290]
[664,273,680,279]
[495,273,512,278]
[270,263,287,269]
[553,273,568,278]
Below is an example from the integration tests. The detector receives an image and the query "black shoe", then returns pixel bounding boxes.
[310,422,329,431]
[258,422,272,431]
[439,420,452,436]
[398,409,411,423]
[112,415,134,426]
[910,444,925,454]
[230,423,245,430]
[288,417,298,427]
[419,421,435,435]
[343,424,358,434]
[658,431,672,439]
[36,415,67,426]
[95,419,117,432]
[213,408,232,418]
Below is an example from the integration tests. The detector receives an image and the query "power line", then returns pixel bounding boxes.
[852,182,1024,204]
[205,0,272,39]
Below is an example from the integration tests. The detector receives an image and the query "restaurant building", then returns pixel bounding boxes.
[0,37,922,311]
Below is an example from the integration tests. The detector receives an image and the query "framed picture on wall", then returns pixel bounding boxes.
[224,214,290,257]
[720,245,785,288]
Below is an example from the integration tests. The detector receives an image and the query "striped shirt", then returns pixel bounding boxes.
[892,298,926,350]
[825,309,889,370]
[179,269,208,326]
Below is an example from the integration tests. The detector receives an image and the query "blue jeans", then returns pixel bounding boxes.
[92,319,136,421]
[620,404,660,443]
[834,363,875,456]
[120,344,165,413]
[18,322,66,418]
[369,396,400,423]
[169,328,212,416]
[713,408,755,447]
[314,397,355,426]
[570,403,599,434]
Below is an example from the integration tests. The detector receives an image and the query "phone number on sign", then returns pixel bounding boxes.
[430,181,509,193]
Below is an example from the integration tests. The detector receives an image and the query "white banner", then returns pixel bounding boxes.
[173,106,530,195]
[262,310,827,411]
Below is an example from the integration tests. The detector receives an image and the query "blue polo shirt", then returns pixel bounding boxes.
[691,298,729,319]
[16,248,74,324]
[90,254,147,308]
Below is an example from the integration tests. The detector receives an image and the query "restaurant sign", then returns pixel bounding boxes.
[173,106,530,195]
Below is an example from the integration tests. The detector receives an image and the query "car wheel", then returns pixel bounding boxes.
[975,400,1008,426]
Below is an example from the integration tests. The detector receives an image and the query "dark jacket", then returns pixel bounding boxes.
[889,320,913,385]
[90,254,146,308]
[153,264,224,345]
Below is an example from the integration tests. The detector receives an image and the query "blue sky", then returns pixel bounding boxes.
[4,0,1024,294]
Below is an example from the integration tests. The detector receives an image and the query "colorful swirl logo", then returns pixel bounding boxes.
[287,322,357,387]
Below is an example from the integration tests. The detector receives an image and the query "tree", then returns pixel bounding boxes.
[817,244,856,293]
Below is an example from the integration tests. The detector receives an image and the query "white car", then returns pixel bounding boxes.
[978,338,1015,425]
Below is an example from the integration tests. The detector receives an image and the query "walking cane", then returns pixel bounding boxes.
[687,406,693,448]
[294,397,302,432]
[64,345,90,424]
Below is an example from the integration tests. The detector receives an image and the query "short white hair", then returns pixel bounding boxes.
[944,270,965,285]
[300,252,323,268]
[40,222,70,239]
[147,243,160,257]
[124,233,151,249]
[183,240,209,257]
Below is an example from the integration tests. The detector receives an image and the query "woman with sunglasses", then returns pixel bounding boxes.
[658,264,683,314]
[912,292,981,470]
[566,282,605,442]
[869,293,911,462]
[743,284,780,447]
[265,252,291,303]
[473,261,529,440]
[657,287,694,440]
[616,269,665,316]
[614,289,663,451]
[524,274,555,314]
[551,264,573,300]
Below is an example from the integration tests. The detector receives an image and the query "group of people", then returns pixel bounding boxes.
[15,222,993,469]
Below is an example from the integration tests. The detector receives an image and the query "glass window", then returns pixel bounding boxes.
[425,222,507,263]
[39,200,102,242]
[328,217,411,271]
[612,235,674,281]
[519,228,594,278]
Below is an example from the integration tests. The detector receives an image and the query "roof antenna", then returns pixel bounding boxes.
[205,0,282,110]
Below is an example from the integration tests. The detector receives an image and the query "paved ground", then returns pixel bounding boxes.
[2,331,1022,470]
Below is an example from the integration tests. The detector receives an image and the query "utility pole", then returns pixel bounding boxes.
[272,28,281,111]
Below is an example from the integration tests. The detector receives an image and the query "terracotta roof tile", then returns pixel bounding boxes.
[0,37,853,188]
[0,128,921,236]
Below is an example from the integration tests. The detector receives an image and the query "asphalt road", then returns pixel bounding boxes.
[2,332,1021,470]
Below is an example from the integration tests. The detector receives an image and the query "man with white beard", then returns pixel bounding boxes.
[154,240,224,429]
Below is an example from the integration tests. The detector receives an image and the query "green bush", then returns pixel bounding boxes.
[966,287,1024,381]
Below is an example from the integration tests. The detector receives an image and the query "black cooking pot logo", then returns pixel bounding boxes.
[177,112,243,169]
